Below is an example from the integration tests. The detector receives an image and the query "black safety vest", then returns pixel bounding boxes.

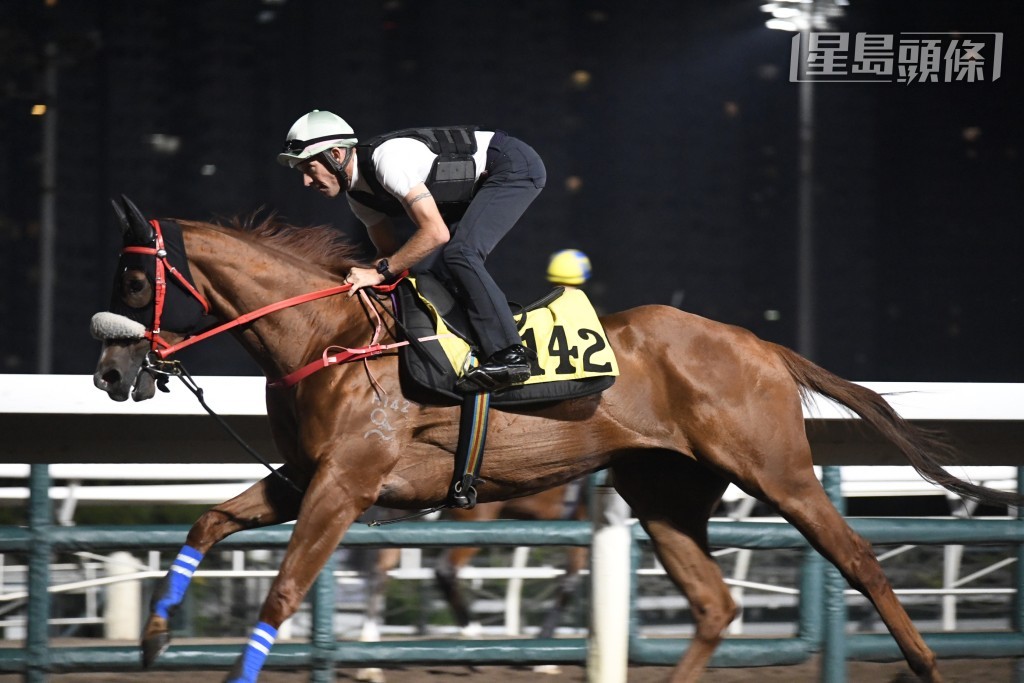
[348,126,480,220]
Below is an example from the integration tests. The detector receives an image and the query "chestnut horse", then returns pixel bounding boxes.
[92,200,1015,683]
[365,482,587,637]
[437,481,588,637]
[357,484,587,683]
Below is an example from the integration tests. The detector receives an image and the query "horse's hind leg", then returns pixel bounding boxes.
[141,466,304,667]
[538,485,588,640]
[436,503,504,633]
[537,544,586,639]
[357,546,401,683]
[436,545,484,633]
[754,466,943,682]
[702,390,942,682]
[610,454,736,683]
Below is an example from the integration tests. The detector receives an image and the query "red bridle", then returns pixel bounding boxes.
[122,220,418,388]
[121,219,211,353]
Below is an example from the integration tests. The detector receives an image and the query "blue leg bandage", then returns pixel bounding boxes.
[227,622,278,683]
[153,545,203,619]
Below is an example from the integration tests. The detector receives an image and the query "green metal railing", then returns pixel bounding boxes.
[2,465,1024,681]
[628,468,1024,683]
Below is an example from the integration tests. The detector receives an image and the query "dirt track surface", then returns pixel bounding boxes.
[0,658,1014,682]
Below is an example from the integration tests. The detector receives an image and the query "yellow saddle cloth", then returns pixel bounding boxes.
[434,285,618,385]
[396,276,618,405]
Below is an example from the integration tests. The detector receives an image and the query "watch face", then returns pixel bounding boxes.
[376,260,388,273]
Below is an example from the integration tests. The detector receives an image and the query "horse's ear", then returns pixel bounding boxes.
[110,198,129,235]
[120,194,155,244]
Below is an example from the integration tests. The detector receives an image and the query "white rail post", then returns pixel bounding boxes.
[103,552,141,640]
[505,546,532,635]
[587,481,632,683]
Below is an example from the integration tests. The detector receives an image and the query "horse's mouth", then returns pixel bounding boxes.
[94,368,130,402]
[93,341,156,402]
[94,366,154,402]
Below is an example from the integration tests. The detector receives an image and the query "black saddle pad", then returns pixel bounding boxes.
[395,275,614,407]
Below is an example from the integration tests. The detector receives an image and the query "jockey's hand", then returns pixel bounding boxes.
[344,267,384,297]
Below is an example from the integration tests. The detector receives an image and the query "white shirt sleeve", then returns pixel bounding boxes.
[373,138,436,198]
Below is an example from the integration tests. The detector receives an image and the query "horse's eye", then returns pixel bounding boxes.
[121,271,152,308]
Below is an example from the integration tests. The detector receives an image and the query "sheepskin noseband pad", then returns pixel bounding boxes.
[91,311,147,341]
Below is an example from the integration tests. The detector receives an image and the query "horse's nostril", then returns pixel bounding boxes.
[102,369,122,386]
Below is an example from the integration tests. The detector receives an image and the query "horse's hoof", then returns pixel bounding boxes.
[460,621,483,638]
[357,667,386,683]
[140,616,171,667]
[533,664,563,675]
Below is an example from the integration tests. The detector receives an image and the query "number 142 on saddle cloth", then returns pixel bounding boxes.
[436,285,617,384]
[513,289,618,383]
[398,278,618,405]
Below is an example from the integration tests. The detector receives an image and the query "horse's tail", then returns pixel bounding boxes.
[772,343,1022,508]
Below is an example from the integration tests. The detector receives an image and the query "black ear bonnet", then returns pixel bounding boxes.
[109,218,206,334]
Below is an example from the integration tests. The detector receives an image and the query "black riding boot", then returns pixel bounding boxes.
[455,344,534,393]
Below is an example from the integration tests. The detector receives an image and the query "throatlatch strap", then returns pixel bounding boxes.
[448,391,491,508]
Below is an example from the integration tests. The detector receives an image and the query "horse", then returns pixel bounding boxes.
[356,483,588,683]
[370,481,593,634]
[436,480,588,638]
[91,198,1018,683]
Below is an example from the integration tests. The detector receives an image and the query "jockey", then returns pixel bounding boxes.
[278,110,546,393]
[546,248,592,288]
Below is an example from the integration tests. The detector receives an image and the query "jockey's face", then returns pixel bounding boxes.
[297,157,342,198]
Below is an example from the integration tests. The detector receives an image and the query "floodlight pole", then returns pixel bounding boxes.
[37,41,58,374]
[796,31,816,362]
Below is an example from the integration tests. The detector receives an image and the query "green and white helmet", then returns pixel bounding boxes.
[277,110,358,168]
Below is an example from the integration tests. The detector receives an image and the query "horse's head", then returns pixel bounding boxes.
[92,196,209,401]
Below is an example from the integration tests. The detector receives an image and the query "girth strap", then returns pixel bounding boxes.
[448,390,491,509]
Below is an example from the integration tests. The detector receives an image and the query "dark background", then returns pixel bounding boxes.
[1,0,1021,381]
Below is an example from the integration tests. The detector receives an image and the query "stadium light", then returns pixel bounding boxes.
[761,0,846,32]
[758,0,848,359]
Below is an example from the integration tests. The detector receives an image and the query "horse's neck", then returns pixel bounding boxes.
[182,224,382,378]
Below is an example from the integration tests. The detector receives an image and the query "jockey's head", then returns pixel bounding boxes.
[547,249,592,287]
[277,110,358,196]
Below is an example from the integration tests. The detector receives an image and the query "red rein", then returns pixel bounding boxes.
[127,220,411,388]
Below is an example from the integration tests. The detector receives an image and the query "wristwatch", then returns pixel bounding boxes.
[375,259,395,282]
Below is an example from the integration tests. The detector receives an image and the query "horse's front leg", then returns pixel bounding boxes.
[224,459,378,683]
[141,466,304,667]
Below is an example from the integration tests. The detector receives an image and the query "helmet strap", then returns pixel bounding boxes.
[316,147,354,191]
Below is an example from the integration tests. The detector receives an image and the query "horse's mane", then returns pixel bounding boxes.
[180,214,366,277]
